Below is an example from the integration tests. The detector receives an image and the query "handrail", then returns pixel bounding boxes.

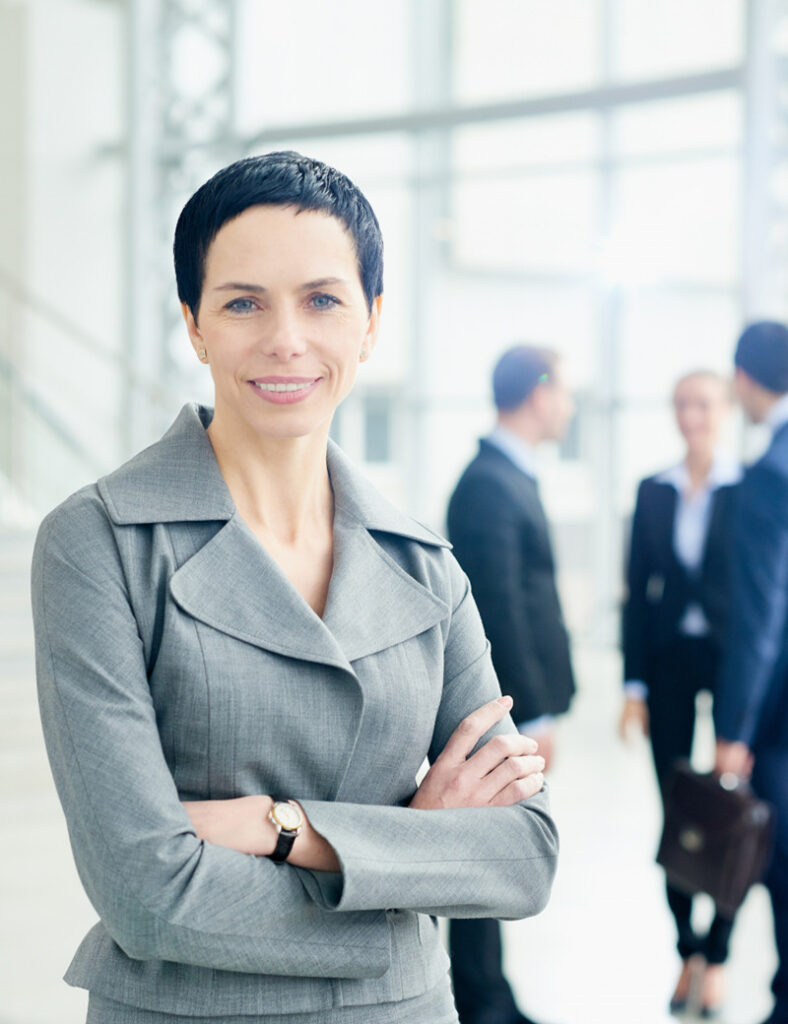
[0,265,178,413]
[0,350,105,477]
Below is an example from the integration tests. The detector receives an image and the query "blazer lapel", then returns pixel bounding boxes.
[321,511,448,663]
[169,514,353,672]
[322,439,450,661]
[654,483,680,569]
[700,486,726,571]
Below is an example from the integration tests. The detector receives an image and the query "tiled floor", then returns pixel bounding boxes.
[500,654,776,1024]
[0,531,777,1024]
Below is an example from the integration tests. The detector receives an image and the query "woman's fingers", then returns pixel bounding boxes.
[489,771,546,807]
[476,753,545,804]
[437,695,515,764]
[409,697,546,810]
[465,731,540,777]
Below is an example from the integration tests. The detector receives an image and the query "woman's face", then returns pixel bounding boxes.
[183,204,381,443]
[672,374,729,453]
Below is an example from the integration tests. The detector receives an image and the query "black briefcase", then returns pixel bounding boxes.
[656,760,775,918]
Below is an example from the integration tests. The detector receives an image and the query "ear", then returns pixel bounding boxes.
[529,381,549,418]
[359,295,383,362]
[733,366,749,399]
[181,302,204,359]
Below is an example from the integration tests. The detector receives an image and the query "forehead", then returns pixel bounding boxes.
[674,375,727,402]
[204,204,359,280]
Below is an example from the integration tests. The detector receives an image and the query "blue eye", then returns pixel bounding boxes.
[225,297,257,314]
[310,293,340,310]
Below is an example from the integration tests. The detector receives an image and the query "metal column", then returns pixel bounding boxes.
[743,0,788,321]
[124,0,238,452]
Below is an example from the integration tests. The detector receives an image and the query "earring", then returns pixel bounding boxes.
[198,347,207,362]
[360,347,368,360]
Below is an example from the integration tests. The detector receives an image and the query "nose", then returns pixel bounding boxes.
[260,304,308,363]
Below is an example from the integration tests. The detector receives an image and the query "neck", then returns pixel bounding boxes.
[684,448,714,490]
[497,412,542,447]
[207,404,334,543]
[762,391,784,422]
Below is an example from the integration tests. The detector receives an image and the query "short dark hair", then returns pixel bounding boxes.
[492,345,559,411]
[173,151,384,318]
[734,320,788,394]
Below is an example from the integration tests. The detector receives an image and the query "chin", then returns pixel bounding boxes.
[255,409,332,442]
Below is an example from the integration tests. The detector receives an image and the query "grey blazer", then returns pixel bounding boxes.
[32,403,558,1018]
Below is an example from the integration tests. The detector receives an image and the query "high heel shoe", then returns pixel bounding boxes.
[669,954,704,1014]
[699,963,725,1019]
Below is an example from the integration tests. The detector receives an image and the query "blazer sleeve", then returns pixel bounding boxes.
[298,552,559,921]
[714,463,788,745]
[32,500,392,978]
[622,481,652,684]
[447,476,551,722]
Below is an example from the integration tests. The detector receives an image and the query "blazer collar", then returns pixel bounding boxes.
[98,404,234,524]
[98,404,449,668]
[654,455,742,494]
[484,428,538,480]
[99,403,450,549]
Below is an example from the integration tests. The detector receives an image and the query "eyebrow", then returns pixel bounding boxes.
[213,277,350,293]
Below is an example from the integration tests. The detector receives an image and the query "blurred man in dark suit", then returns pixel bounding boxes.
[715,321,788,1024]
[447,345,576,1024]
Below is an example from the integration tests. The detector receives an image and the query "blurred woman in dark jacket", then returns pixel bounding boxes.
[620,370,741,1017]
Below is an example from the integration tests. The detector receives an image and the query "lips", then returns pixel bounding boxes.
[248,377,321,404]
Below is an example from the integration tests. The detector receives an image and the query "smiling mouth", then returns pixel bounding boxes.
[252,380,317,393]
[247,376,317,391]
[248,377,321,404]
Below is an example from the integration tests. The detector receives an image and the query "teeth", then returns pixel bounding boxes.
[254,381,313,392]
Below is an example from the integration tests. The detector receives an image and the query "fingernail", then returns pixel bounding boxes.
[537,757,546,769]
[497,695,513,706]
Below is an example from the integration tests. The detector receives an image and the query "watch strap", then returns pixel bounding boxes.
[270,829,297,863]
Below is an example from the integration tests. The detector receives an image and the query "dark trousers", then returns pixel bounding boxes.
[449,917,523,1024]
[648,635,735,965]
[753,746,788,1023]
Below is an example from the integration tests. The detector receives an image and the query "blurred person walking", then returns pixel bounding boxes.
[715,321,788,1024]
[620,370,741,1016]
[446,346,576,1024]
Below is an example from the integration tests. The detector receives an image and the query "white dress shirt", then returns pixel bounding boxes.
[766,392,788,433]
[625,454,742,700]
[486,425,538,480]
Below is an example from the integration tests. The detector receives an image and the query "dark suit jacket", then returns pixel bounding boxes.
[447,439,575,725]
[623,475,738,687]
[715,423,788,750]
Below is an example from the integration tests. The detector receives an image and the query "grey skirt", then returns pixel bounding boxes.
[86,977,458,1024]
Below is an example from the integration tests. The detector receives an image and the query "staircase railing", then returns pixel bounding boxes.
[0,265,178,518]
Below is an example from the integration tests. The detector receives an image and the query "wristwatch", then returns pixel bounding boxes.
[268,799,304,863]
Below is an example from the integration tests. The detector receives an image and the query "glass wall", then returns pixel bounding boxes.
[4,0,766,643]
[222,0,748,640]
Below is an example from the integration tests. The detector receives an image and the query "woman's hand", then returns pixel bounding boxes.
[618,696,649,741]
[714,739,753,780]
[182,796,340,871]
[409,696,545,810]
[183,795,274,856]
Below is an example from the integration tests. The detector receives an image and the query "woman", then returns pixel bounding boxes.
[620,370,742,1017]
[32,152,557,1023]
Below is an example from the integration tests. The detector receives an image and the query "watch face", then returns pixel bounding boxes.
[272,802,302,831]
